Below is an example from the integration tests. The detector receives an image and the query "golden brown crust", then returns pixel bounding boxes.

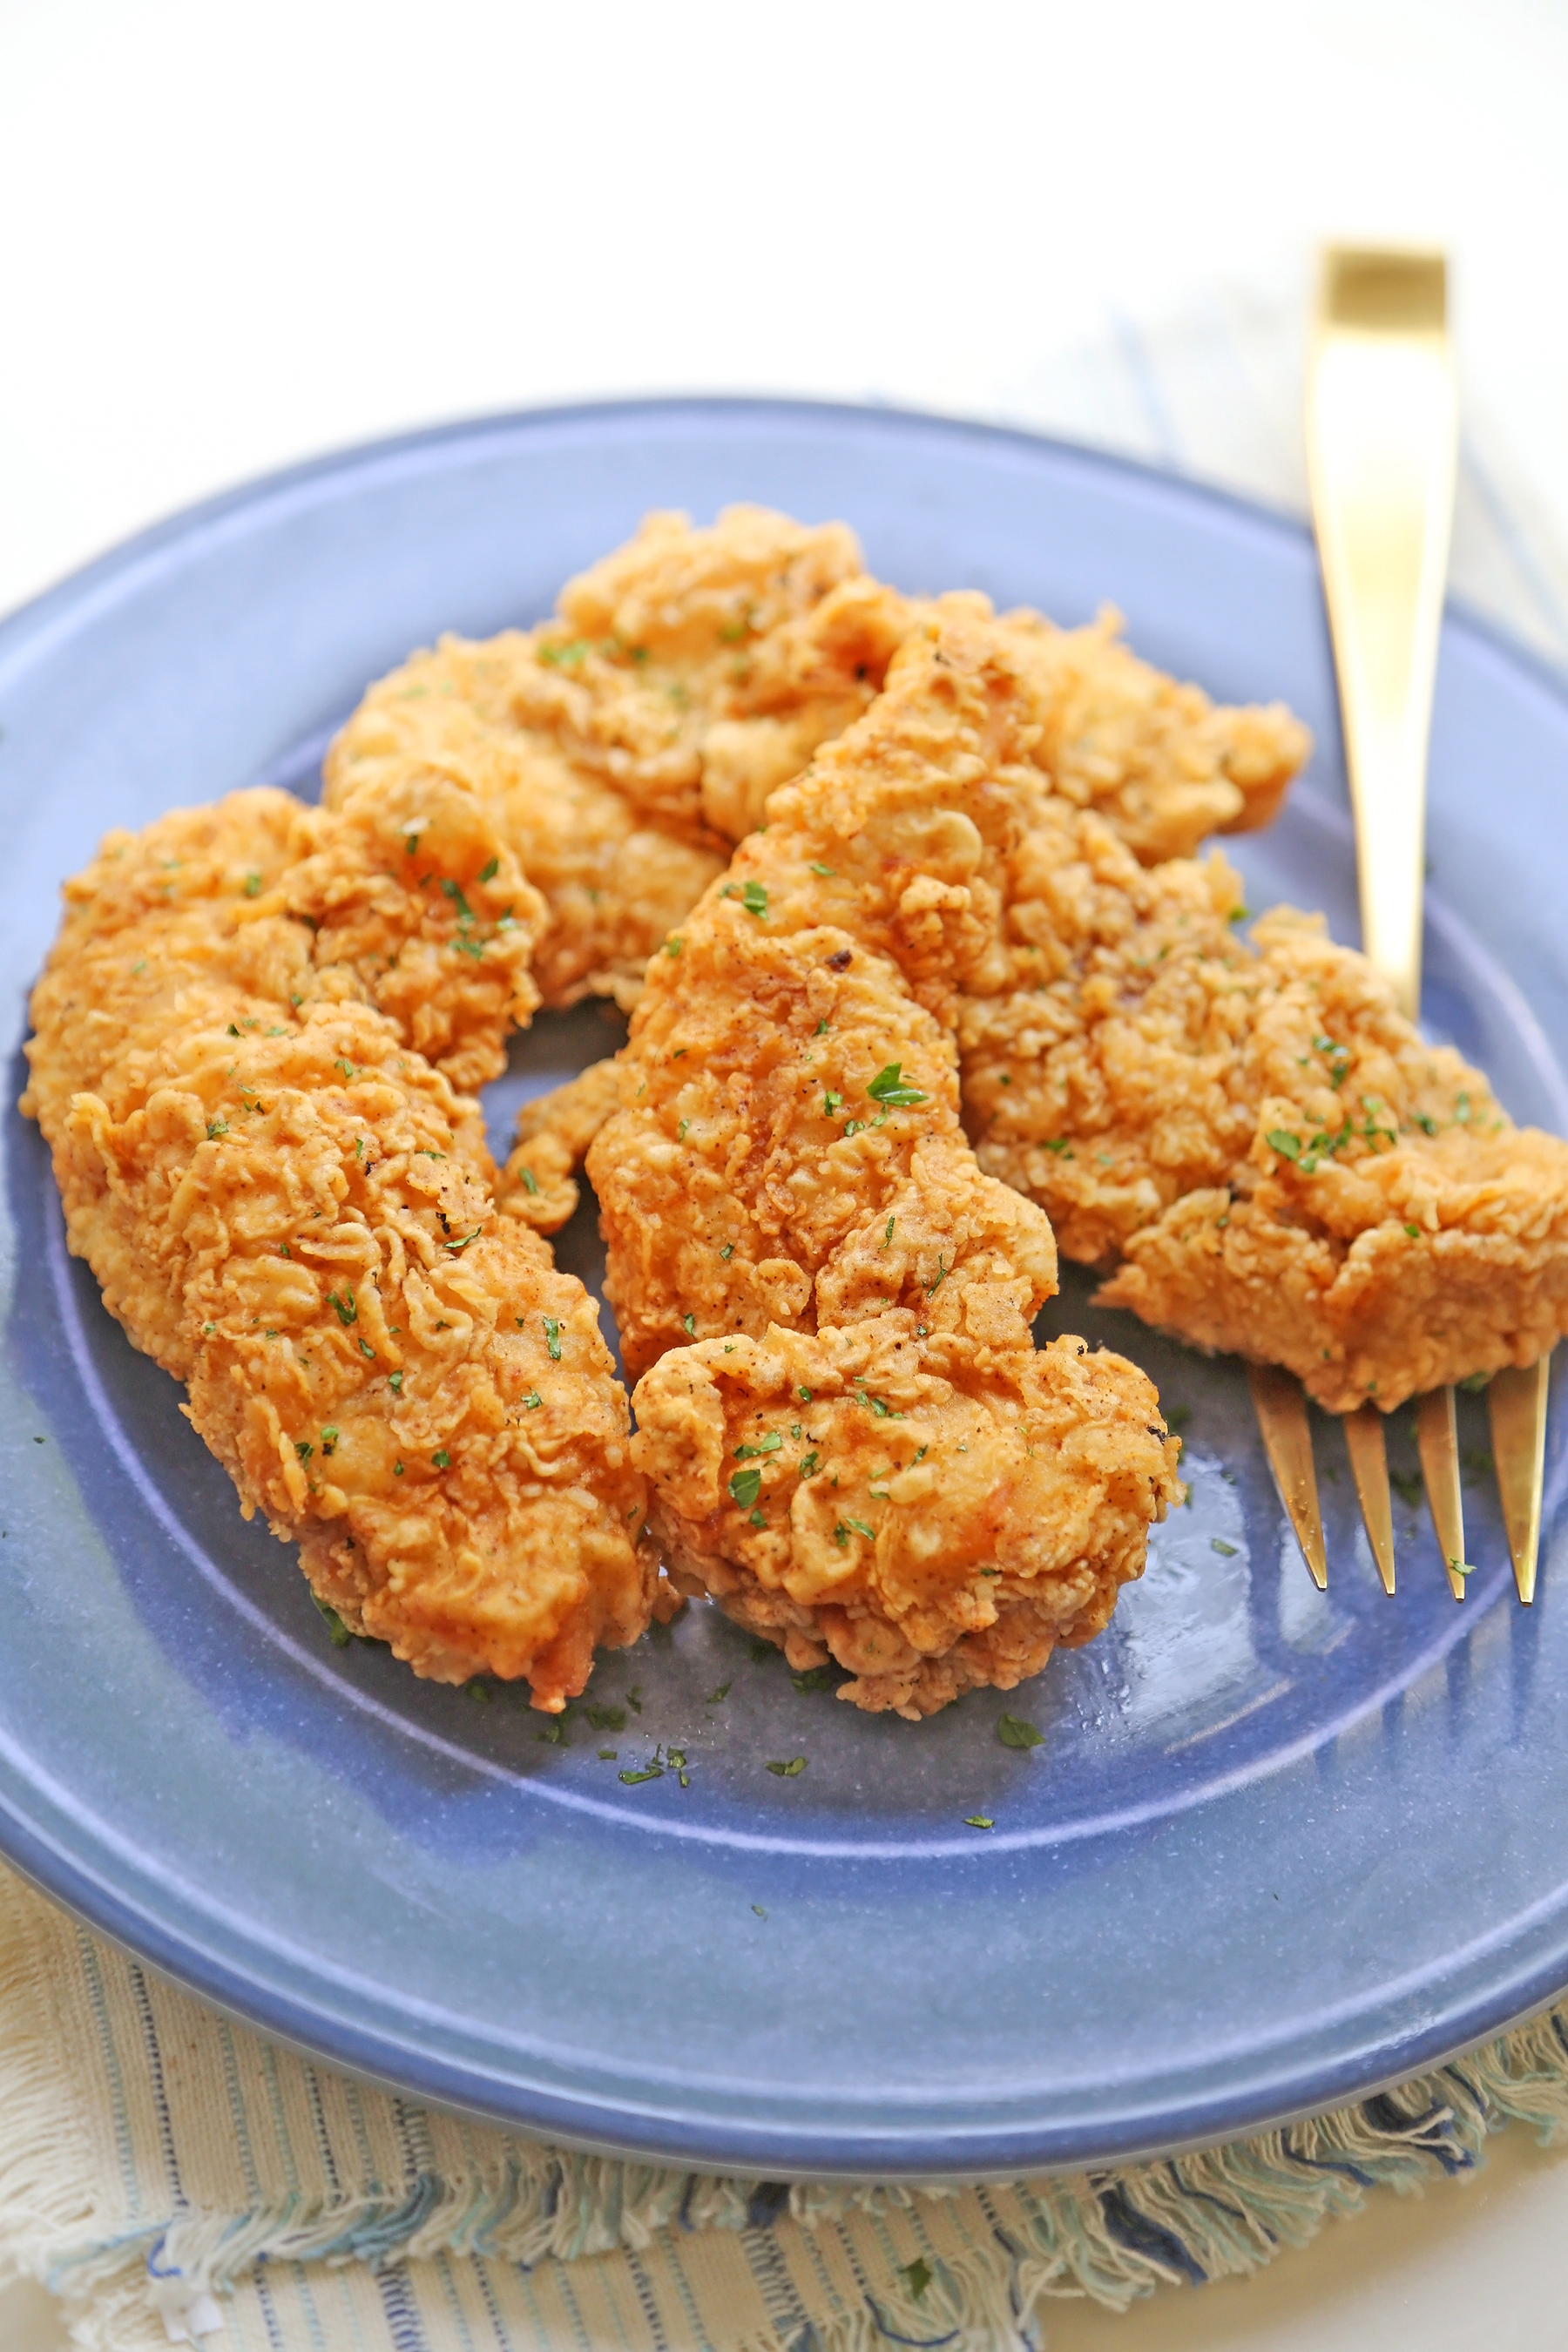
[503,1058,626,1236]
[958,798,1568,1412]
[24,791,650,1704]
[588,613,1183,1720]
[328,513,1312,1031]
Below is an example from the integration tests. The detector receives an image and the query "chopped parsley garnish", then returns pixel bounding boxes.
[518,1167,538,1195]
[791,1666,835,1693]
[335,1058,355,1081]
[598,1747,618,1760]
[244,873,263,898]
[477,856,499,883]
[842,1119,865,1137]
[389,1370,404,1392]
[328,1288,357,1326]
[728,1466,763,1509]
[539,639,588,667]
[1404,1222,1421,1239]
[431,1450,450,1470]
[1266,1129,1301,1159]
[394,1461,404,1477]
[798,1387,813,1402]
[321,1427,339,1456]
[814,1018,829,1036]
[838,1516,875,1543]
[798,1450,820,1477]
[443,1227,482,1254]
[963,1819,993,1833]
[741,879,768,918]
[810,862,835,876]
[882,1217,896,1246]
[523,1390,543,1409]
[706,1681,732,1703]
[997,1713,1044,1750]
[766,1757,807,1777]
[683,1313,697,1336]
[734,1432,783,1459]
[1211,1538,1238,1557]
[678,1120,688,1140]
[866,1063,928,1108]
[823,1091,843,1117]
[720,1242,733,1260]
[294,1440,314,1463]
[752,1903,767,1918]
[618,1762,664,1784]
[544,1316,563,1360]
[206,1118,228,1139]
[313,1593,351,1648]
[587,1704,627,1732]
[665,936,684,959]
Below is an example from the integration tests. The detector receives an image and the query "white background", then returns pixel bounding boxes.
[5,3,1568,2345]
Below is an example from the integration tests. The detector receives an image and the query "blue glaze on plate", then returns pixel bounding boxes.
[2,399,1568,2178]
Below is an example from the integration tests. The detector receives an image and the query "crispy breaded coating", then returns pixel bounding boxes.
[328,511,1311,1028]
[1000,605,1310,861]
[587,620,1182,1720]
[505,1058,626,1236]
[959,802,1568,1409]
[323,508,902,1006]
[24,791,650,1703]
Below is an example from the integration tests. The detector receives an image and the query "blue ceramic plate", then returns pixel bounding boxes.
[3,399,1568,2180]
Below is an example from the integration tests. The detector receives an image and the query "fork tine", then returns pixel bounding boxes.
[1489,1355,1551,1605]
[1248,1365,1327,1589]
[1415,1388,1467,1598]
[1342,1407,1396,1594]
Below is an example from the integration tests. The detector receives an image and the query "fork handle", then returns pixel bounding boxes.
[1306,277,1456,1019]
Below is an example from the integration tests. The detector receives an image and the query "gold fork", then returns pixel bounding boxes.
[1248,246,1551,1606]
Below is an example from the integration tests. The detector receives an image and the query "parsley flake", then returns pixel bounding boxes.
[728,1466,763,1509]
[766,1757,807,1777]
[544,1317,562,1361]
[431,1450,450,1470]
[963,1817,993,1832]
[866,1063,929,1108]
[328,1288,357,1327]
[389,1370,403,1393]
[313,1593,352,1648]
[997,1713,1044,1750]
[734,1432,783,1459]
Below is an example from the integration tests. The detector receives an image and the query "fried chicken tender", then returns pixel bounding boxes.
[327,510,1310,1024]
[586,617,1184,1720]
[322,508,901,1008]
[23,790,651,1704]
[959,807,1568,1411]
